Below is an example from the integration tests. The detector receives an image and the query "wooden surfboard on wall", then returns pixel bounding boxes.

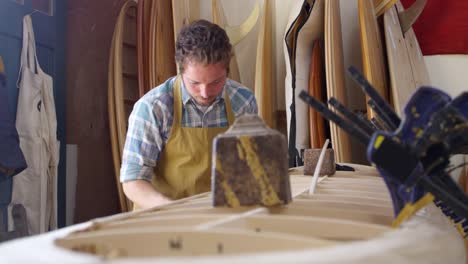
[254,0,274,128]
[459,158,468,194]
[383,1,430,114]
[151,0,177,88]
[148,0,158,89]
[374,0,397,17]
[141,0,177,93]
[108,0,138,212]
[172,0,200,50]
[136,0,154,96]
[396,2,430,87]
[358,0,390,119]
[383,4,413,114]
[212,0,241,83]
[136,0,147,97]
[324,0,352,163]
[308,40,326,149]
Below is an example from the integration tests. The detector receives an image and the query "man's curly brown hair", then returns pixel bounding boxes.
[175,19,232,73]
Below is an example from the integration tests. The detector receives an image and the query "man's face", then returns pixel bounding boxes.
[181,61,227,106]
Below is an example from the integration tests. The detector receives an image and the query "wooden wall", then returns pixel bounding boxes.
[65,0,125,223]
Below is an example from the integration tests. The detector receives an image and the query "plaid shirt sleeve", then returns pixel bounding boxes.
[226,79,258,116]
[240,92,258,115]
[120,80,174,183]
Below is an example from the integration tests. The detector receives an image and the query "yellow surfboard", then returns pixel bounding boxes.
[212,0,241,83]
[324,0,353,163]
[254,0,274,128]
[359,0,390,119]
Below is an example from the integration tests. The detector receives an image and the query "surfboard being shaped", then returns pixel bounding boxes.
[0,164,464,263]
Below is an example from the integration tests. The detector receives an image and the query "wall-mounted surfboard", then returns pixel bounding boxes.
[108,0,138,212]
[308,40,326,148]
[150,0,177,88]
[172,0,200,46]
[136,0,147,97]
[324,0,352,163]
[212,0,240,82]
[359,0,390,119]
[212,0,260,84]
[395,2,429,87]
[383,1,430,114]
[460,158,468,194]
[136,0,153,96]
[170,0,200,76]
[148,0,158,88]
[254,0,274,128]
[374,0,397,17]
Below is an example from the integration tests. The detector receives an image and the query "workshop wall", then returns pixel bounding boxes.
[66,0,123,223]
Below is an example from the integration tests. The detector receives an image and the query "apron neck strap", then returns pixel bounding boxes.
[17,15,41,88]
[21,15,40,72]
[173,76,235,126]
[173,76,183,127]
[223,83,235,125]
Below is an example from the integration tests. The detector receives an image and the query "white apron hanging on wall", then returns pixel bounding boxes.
[12,15,59,235]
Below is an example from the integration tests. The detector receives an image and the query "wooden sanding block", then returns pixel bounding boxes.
[212,114,291,207]
[303,148,335,176]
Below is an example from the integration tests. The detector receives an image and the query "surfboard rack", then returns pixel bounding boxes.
[374,0,427,34]
[397,0,427,34]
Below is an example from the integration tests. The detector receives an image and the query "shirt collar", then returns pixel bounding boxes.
[180,77,226,106]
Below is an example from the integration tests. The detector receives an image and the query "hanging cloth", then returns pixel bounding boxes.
[12,15,59,235]
[0,56,27,180]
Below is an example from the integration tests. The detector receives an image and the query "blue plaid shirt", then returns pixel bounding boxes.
[120,77,258,182]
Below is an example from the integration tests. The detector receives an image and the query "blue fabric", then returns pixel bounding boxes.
[0,205,7,232]
[0,59,27,184]
[0,176,12,206]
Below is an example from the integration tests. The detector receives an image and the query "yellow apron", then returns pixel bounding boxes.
[152,77,234,200]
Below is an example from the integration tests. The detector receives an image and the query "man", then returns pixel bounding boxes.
[120,20,258,209]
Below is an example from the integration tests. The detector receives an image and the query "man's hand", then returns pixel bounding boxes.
[122,180,172,209]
